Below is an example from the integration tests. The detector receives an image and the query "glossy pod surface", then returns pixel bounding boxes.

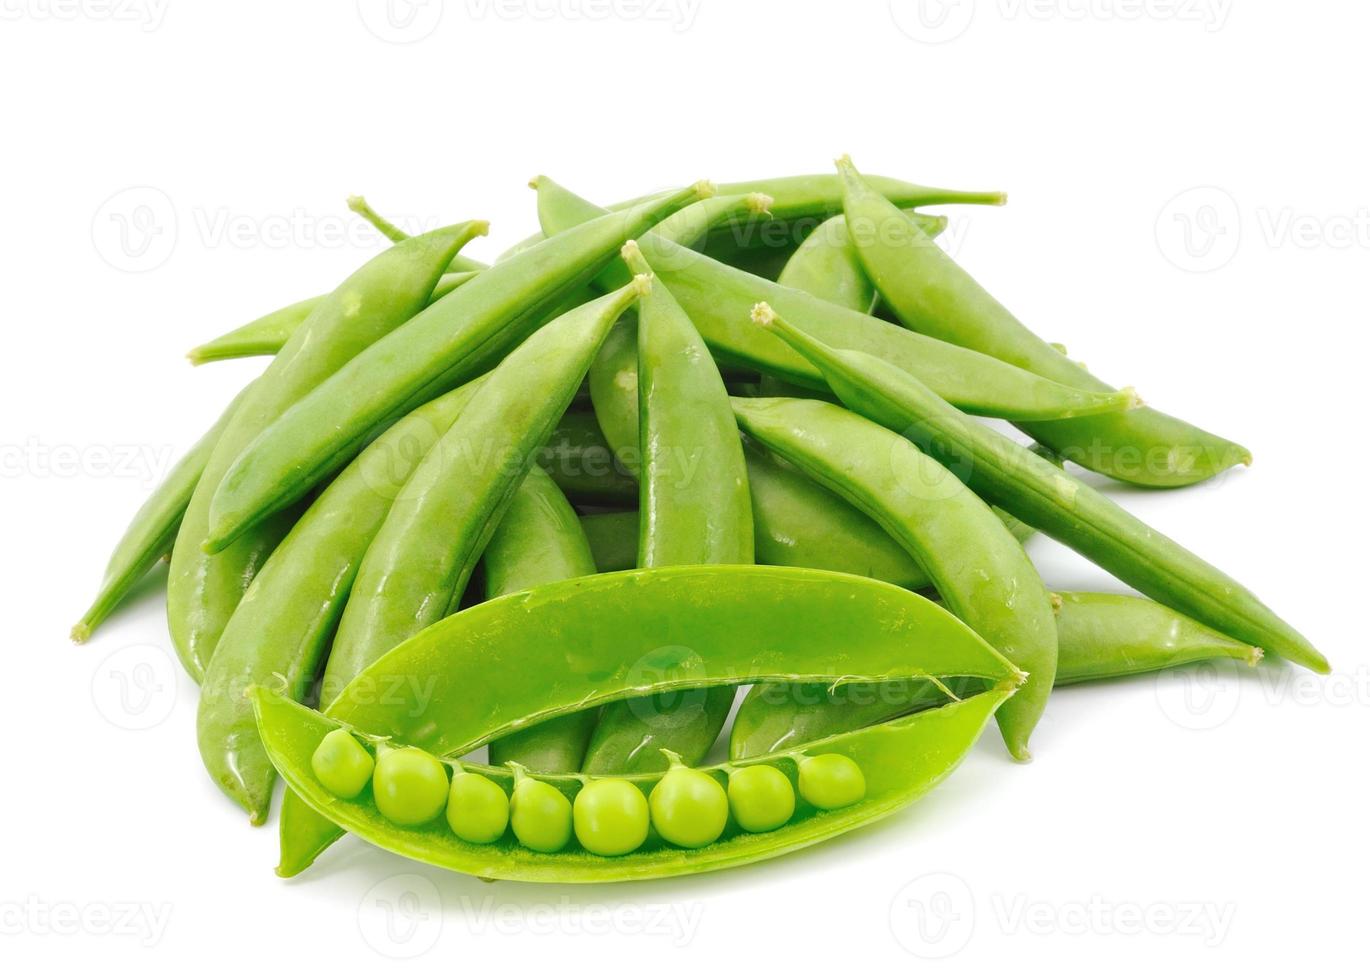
[536,181,1135,422]
[834,156,1248,487]
[207,185,705,548]
[731,591,1263,757]
[732,389,1057,761]
[253,678,1013,882]
[760,317,1327,674]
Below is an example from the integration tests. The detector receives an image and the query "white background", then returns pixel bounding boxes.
[2,1,1366,975]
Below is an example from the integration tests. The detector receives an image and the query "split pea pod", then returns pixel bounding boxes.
[731,371,1057,760]
[273,564,1024,877]
[167,220,489,681]
[482,466,600,773]
[578,242,754,775]
[253,680,1012,883]
[731,592,1264,757]
[760,314,1329,674]
[535,181,1136,422]
[834,156,1248,487]
[195,378,486,823]
[324,280,647,692]
[206,184,707,550]
[72,384,251,642]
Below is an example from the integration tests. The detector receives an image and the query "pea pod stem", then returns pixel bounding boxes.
[755,313,1328,674]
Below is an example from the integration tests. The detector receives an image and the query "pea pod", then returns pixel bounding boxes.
[776,213,878,313]
[759,312,1329,674]
[731,377,1057,762]
[579,242,754,775]
[254,680,1011,882]
[732,592,1264,757]
[196,379,485,823]
[206,184,706,550]
[167,220,489,681]
[72,384,251,642]
[834,156,1248,487]
[535,181,1137,422]
[268,563,1023,877]
[538,410,638,506]
[482,466,600,773]
[324,280,647,691]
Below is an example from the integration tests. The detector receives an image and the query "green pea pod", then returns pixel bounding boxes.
[186,272,481,366]
[253,680,1011,883]
[759,312,1329,674]
[346,195,490,275]
[538,410,638,506]
[207,184,707,550]
[534,181,1136,422]
[776,213,879,313]
[166,220,488,681]
[273,564,1023,877]
[196,379,485,823]
[504,170,999,264]
[323,281,647,694]
[579,511,640,572]
[482,466,600,772]
[579,242,754,775]
[731,592,1265,757]
[834,156,1249,487]
[731,384,1057,762]
[72,384,252,642]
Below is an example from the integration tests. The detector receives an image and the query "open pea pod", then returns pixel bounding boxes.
[254,680,1013,883]
[274,565,1023,876]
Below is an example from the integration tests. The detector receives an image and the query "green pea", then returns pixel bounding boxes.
[726,764,795,833]
[797,754,865,810]
[649,751,728,848]
[446,770,510,844]
[372,746,449,826]
[573,778,650,857]
[510,767,573,853]
[310,729,375,799]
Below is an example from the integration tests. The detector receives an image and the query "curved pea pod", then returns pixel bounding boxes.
[776,213,879,313]
[759,311,1329,674]
[323,280,647,692]
[206,184,707,550]
[482,466,599,773]
[195,379,485,823]
[732,383,1057,762]
[731,592,1265,757]
[71,385,251,643]
[264,564,1023,878]
[254,681,1011,883]
[534,180,1136,423]
[167,219,488,681]
[833,156,1247,488]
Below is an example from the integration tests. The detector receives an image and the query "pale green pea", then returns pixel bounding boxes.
[726,764,795,833]
[797,754,865,810]
[446,770,510,844]
[510,766,573,853]
[573,778,650,857]
[310,729,374,800]
[648,750,728,848]
[372,746,448,826]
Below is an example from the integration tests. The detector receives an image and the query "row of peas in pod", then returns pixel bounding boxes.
[312,727,864,856]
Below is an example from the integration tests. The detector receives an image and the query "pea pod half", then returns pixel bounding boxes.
[253,675,1014,882]
[274,564,1024,876]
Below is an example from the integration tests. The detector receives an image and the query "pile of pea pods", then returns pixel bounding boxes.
[75,157,1325,883]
